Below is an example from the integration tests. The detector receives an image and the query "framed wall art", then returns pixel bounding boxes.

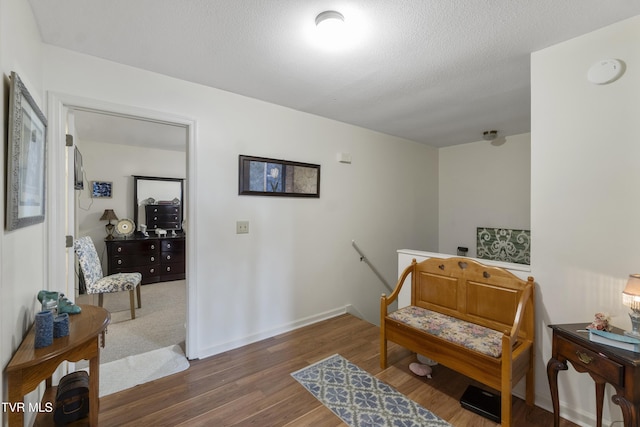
[5,71,47,231]
[91,181,113,198]
[238,155,320,198]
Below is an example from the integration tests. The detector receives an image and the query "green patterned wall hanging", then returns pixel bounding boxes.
[477,227,530,265]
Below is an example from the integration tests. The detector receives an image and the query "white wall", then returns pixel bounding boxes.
[532,15,640,426]
[0,0,47,422]
[42,45,439,359]
[75,140,186,273]
[438,133,531,257]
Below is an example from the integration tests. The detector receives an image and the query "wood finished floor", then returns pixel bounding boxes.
[96,314,578,426]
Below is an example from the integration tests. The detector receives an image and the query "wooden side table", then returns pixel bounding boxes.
[547,323,640,427]
[5,305,110,426]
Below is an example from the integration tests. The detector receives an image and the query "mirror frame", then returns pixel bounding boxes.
[133,175,185,234]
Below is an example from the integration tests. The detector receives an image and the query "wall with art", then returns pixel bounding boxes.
[42,44,440,360]
[438,133,531,259]
[0,0,47,419]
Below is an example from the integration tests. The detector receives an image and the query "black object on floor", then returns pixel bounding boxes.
[460,384,501,423]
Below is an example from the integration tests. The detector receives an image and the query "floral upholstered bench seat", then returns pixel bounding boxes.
[387,305,503,358]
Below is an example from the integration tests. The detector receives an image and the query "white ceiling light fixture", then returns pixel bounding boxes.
[315,10,344,28]
[314,10,347,49]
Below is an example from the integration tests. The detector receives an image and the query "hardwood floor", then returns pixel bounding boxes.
[97,314,578,426]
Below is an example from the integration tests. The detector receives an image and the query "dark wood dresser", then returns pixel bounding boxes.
[105,235,185,284]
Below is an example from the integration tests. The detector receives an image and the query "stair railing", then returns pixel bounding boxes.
[351,240,393,293]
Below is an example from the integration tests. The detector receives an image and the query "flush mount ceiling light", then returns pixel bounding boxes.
[482,130,498,141]
[314,10,346,49]
[315,10,345,29]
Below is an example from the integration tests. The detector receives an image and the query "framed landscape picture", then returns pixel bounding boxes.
[238,155,320,198]
[91,181,113,198]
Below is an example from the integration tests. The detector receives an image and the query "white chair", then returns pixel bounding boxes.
[74,236,142,319]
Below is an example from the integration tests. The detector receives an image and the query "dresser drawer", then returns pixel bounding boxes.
[161,262,185,276]
[557,335,624,387]
[109,240,159,255]
[148,220,180,230]
[161,239,185,252]
[161,252,183,263]
[110,253,159,268]
[146,205,180,215]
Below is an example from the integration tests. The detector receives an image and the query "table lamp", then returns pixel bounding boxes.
[622,274,640,338]
[100,209,119,240]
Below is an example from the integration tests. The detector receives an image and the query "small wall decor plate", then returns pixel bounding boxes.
[116,218,135,237]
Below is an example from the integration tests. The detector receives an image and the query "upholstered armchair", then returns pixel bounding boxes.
[74,236,142,319]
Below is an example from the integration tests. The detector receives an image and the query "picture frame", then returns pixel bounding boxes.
[5,71,47,231]
[239,155,320,198]
[91,181,113,198]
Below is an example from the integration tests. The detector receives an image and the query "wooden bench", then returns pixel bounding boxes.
[380,257,535,427]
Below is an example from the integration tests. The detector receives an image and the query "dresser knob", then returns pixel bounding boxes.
[167,267,171,272]
[151,245,155,249]
[151,257,155,262]
[576,351,593,364]
[117,247,122,252]
[167,255,171,260]
[150,268,155,273]
[167,243,172,248]
[117,260,122,265]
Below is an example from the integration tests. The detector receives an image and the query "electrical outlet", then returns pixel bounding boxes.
[236,221,249,234]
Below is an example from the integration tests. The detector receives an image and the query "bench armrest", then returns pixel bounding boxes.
[503,277,535,349]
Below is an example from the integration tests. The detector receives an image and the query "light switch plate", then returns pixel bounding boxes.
[236,221,249,234]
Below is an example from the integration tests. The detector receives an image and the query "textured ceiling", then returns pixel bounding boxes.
[28,0,640,148]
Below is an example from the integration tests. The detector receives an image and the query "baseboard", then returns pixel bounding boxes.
[196,306,348,360]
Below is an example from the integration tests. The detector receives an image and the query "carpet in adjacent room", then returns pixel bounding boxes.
[84,344,189,397]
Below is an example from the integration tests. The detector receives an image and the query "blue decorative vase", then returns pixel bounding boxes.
[54,313,69,338]
[35,311,54,348]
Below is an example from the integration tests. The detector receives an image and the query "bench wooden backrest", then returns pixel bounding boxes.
[410,257,534,341]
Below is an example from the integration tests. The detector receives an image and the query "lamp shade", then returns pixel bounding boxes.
[99,209,118,222]
[622,274,640,310]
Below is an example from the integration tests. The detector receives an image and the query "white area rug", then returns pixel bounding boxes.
[84,344,189,397]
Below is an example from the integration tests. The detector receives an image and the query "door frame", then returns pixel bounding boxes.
[47,92,198,359]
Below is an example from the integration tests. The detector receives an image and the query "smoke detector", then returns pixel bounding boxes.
[482,130,498,141]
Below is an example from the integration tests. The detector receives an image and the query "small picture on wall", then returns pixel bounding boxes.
[91,181,113,198]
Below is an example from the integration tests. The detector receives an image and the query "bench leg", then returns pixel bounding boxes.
[526,347,535,406]
[380,336,387,369]
[129,289,136,319]
[136,285,142,308]
[501,390,512,427]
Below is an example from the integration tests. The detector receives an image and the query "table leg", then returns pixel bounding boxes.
[89,340,100,426]
[547,357,568,427]
[611,394,637,427]
[7,371,24,427]
[594,380,605,427]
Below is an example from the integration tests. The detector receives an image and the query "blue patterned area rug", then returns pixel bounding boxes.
[291,354,451,427]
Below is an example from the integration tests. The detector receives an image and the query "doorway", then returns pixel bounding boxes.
[47,93,197,360]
